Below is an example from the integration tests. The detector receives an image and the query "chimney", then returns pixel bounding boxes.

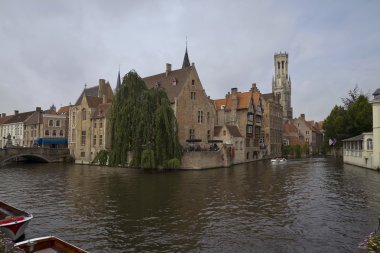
[98,79,106,97]
[1,113,5,118]
[166,63,171,76]
[103,94,107,104]
[231,87,238,94]
[300,113,305,119]
[14,110,19,115]
[36,107,41,112]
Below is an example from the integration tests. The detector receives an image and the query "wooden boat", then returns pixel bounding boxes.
[15,236,88,253]
[0,201,33,241]
[271,158,287,164]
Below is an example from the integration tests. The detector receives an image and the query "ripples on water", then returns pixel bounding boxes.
[1,158,380,252]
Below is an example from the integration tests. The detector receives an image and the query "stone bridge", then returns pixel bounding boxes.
[0,147,71,166]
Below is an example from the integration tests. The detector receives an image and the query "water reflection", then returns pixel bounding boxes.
[0,158,379,252]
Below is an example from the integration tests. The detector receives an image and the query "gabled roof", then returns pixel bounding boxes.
[342,134,364,142]
[75,86,99,105]
[226,125,243,137]
[24,111,43,125]
[5,111,34,124]
[213,99,226,110]
[92,103,112,119]
[86,96,104,108]
[57,105,71,115]
[0,115,13,125]
[214,125,242,138]
[143,66,193,103]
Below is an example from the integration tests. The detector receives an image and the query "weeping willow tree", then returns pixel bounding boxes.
[108,70,182,168]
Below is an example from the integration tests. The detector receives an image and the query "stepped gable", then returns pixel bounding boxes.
[143,66,193,103]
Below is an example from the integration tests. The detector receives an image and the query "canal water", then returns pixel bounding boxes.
[1,158,380,252]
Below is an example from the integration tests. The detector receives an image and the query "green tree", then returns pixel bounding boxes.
[324,87,372,150]
[108,70,182,168]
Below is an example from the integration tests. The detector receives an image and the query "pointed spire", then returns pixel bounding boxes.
[116,68,121,90]
[182,39,190,68]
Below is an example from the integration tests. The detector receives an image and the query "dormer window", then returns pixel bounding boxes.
[172,78,177,86]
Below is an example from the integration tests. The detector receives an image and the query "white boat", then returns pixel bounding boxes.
[271,158,287,164]
[0,201,33,241]
[15,236,89,253]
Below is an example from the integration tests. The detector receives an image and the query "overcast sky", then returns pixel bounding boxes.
[0,0,379,121]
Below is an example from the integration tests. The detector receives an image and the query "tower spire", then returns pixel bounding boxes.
[182,38,190,68]
[116,66,121,90]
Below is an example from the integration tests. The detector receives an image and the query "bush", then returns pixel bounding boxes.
[92,150,109,166]
[165,158,181,169]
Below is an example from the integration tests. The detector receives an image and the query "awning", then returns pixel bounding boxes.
[34,138,68,145]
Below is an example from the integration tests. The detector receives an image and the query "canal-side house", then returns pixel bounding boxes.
[0,113,13,148]
[91,102,112,159]
[213,125,244,163]
[342,89,380,170]
[24,106,68,148]
[0,110,34,147]
[292,114,323,155]
[261,92,283,158]
[69,79,113,164]
[282,120,305,157]
[143,48,216,149]
[213,84,263,162]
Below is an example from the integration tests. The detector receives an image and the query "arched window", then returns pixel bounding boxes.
[59,130,64,136]
[82,109,86,120]
[277,62,280,70]
[52,130,57,136]
[56,120,60,127]
[45,130,49,136]
[367,139,373,150]
[49,120,53,126]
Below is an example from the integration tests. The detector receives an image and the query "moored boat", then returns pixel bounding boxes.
[15,236,88,253]
[271,158,287,164]
[0,201,33,241]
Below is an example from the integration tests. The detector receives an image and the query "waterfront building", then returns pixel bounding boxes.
[214,125,244,163]
[69,79,113,163]
[213,84,264,162]
[0,110,34,147]
[24,106,68,148]
[143,48,216,149]
[292,114,323,155]
[272,52,293,121]
[91,102,112,158]
[282,120,305,146]
[0,113,13,148]
[342,89,380,169]
[261,92,283,157]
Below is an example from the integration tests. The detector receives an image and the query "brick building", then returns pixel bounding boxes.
[143,48,216,149]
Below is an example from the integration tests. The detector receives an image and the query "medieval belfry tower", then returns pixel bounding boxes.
[272,52,293,120]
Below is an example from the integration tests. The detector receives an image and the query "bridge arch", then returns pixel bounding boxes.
[0,154,51,165]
